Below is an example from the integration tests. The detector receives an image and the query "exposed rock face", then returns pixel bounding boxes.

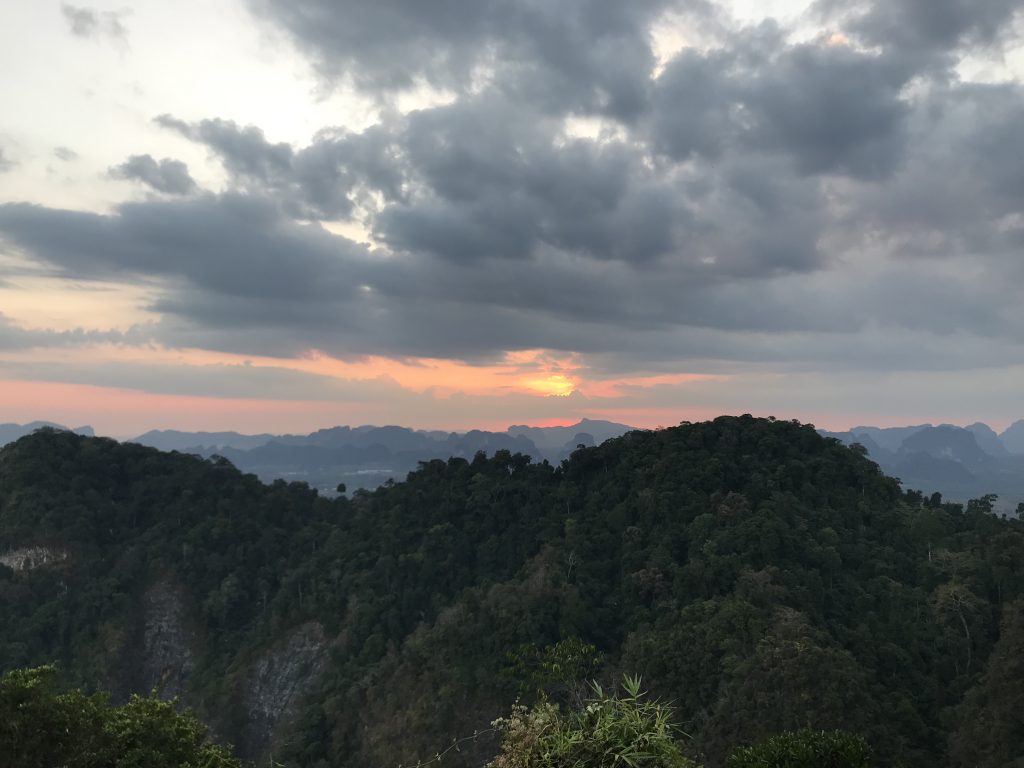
[241,621,328,761]
[141,578,197,700]
[0,546,67,571]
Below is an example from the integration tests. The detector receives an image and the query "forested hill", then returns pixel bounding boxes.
[2,416,1023,767]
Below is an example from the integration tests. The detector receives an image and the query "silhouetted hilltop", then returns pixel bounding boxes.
[0,421,93,446]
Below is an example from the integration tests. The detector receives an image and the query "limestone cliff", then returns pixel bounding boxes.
[239,621,328,761]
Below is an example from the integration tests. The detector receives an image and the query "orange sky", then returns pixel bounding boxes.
[0,343,727,435]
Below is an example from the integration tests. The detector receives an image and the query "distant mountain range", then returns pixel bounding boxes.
[820,420,1024,509]
[5,417,1024,507]
[0,421,94,445]
[124,418,634,494]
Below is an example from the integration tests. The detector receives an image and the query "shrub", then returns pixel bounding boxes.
[726,729,871,768]
[487,674,695,768]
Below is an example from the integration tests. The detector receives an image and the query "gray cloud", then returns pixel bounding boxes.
[53,146,79,162]
[155,115,398,219]
[244,0,717,119]
[375,94,682,263]
[737,42,910,179]
[0,312,135,351]
[820,0,1024,66]
[60,3,129,43]
[110,154,197,195]
[0,148,15,173]
[0,355,400,400]
[647,27,911,179]
[3,0,1024,391]
[2,165,1022,374]
[0,195,366,303]
[832,82,1024,267]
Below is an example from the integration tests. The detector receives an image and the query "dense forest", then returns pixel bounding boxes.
[2,416,1023,767]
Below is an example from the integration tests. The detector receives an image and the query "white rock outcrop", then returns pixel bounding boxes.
[0,546,68,571]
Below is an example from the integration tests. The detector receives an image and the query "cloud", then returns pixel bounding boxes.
[244,0,723,118]
[60,3,130,44]
[645,25,912,179]
[0,313,134,351]
[0,195,364,304]
[819,0,1024,67]
[373,94,683,264]
[110,154,198,195]
[3,0,1024,397]
[2,165,1023,376]
[0,355,397,400]
[0,148,15,173]
[53,147,79,162]
[155,115,397,219]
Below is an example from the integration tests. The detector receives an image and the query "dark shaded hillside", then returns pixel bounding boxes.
[2,417,1023,767]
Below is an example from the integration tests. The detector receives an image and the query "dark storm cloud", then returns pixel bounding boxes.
[3,177,1019,372]
[110,154,197,196]
[820,0,1023,65]
[0,196,365,302]
[835,82,1024,265]
[647,49,735,161]
[0,188,840,363]
[244,0,714,118]
[375,94,679,263]
[155,115,400,219]
[60,3,129,43]
[155,95,830,274]
[647,27,911,179]
[738,42,909,179]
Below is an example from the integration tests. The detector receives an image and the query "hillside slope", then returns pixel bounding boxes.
[1,417,1022,767]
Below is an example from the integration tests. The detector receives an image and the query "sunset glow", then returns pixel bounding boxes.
[523,374,577,398]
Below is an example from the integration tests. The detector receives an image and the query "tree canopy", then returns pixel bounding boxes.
[0,665,238,768]
[2,417,1023,766]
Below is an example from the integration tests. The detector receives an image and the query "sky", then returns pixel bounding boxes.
[1,0,1024,437]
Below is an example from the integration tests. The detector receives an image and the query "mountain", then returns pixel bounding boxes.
[3,417,1023,766]
[1001,419,1024,455]
[130,420,634,494]
[821,422,1024,509]
[847,424,931,453]
[0,421,93,447]
[131,429,277,452]
[966,422,1011,458]
[900,425,995,468]
[507,418,633,448]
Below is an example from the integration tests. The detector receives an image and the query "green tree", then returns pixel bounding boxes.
[701,609,876,764]
[949,599,1024,768]
[0,665,239,768]
[726,729,871,768]
[487,675,695,768]
[507,638,604,706]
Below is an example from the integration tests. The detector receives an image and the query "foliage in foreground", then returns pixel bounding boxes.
[486,675,695,768]
[485,675,873,768]
[0,665,239,768]
[726,729,871,768]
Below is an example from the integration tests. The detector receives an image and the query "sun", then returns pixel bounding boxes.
[524,374,576,397]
